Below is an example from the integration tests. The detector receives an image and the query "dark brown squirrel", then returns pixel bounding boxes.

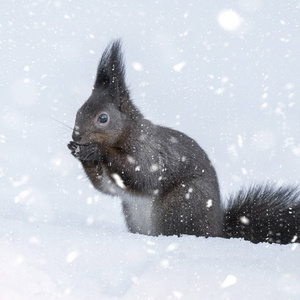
[68,40,300,244]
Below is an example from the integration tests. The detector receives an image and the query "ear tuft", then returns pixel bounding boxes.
[94,39,127,97]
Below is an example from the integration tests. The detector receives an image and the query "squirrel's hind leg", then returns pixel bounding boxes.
[157,179,223,237]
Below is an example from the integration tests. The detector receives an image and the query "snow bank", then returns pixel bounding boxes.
[1,218,299,299]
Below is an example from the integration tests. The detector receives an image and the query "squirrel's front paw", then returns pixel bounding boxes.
[68,141,80,158]
[68,141,100,161]
[68,141,79,154]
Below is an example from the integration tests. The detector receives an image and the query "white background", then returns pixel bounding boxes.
[1,1,300,299]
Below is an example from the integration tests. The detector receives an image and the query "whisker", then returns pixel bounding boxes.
[51,117,73,131]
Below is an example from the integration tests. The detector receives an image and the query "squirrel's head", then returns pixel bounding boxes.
[72,40,142,146]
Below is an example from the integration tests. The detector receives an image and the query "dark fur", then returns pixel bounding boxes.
[68,40,300,244]
[223,185,300,244]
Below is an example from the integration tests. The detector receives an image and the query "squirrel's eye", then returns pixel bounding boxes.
[98,113,109,124]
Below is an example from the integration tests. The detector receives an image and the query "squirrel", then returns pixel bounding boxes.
[68,40,300,244]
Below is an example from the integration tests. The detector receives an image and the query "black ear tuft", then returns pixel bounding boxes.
[94,39,128,97]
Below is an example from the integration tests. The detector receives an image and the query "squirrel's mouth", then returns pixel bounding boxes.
[68,140,98,148]
[68,141,100,161]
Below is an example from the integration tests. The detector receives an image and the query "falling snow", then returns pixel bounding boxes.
[240,216,250,225]
[173,62,186,72]
[150,163,159,172]
[218,10,243,31]
[1,1,300,299]
[111,173,126,189]
[206,199,212,208]
[132,62,143,71]
[220,275,237,288]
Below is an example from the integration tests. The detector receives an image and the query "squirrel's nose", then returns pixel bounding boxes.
[72,126,82,142]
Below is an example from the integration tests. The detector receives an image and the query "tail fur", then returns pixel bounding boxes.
[223,185,300,244]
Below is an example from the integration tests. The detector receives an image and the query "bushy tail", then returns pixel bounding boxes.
[223,185,300,244]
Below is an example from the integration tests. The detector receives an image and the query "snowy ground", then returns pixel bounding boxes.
[1,218,300,299]
[1,1,300,299]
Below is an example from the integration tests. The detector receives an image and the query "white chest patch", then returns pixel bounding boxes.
[98,168,155,235]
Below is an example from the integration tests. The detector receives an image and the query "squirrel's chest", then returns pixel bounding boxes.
[98,168,156,235]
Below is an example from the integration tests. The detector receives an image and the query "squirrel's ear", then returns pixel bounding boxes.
[94,39,129,100]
